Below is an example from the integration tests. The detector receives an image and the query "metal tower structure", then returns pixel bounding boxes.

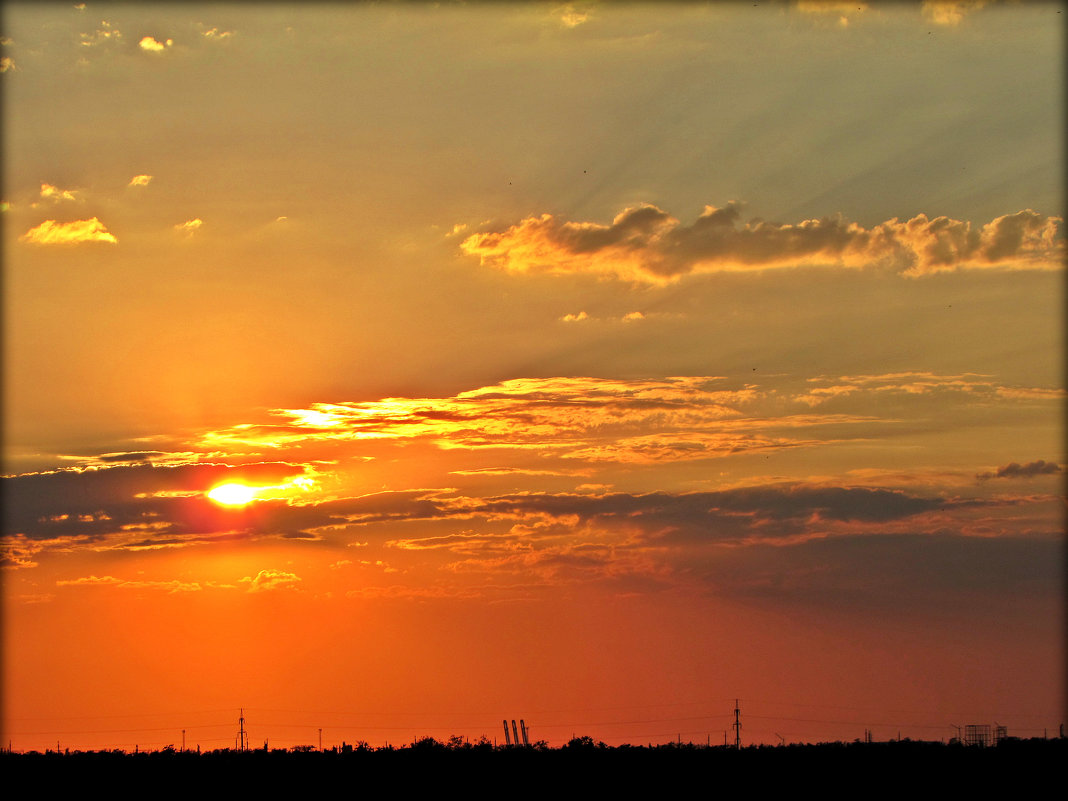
[236,708,248,751]
[732,699,742,749]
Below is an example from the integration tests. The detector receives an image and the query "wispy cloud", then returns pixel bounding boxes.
[38,183,80,203]
[56,575,202,593]
[128,174,153,187]
[461,204,1063,283]
[19,218,117,245]
[174,218,203,237]
[201,26,234,40]
[922,1,987,26]
[554,4,591,28]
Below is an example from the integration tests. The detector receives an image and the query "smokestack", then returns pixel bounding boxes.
[511,720,520,747]
[503,720,512,746]
[520,720,530,746]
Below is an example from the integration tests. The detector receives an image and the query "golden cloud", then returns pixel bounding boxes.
[460,204,1064,283]
[139,36,173,52]
[39,183,79,202]
[19,217,117,245]
[174,218,203,236]
[240,569,301,593]
[202,27,234,40]
[0,56,15,73]
[128,174,153,187]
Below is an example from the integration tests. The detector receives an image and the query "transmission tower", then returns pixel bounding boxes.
[732,699,742,749]
[236,708,248,751]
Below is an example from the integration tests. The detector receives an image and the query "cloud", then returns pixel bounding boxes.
[555,5,591,28]
[174,218,203,236]
[39,183,80,203]
[1,56,15,73]
[80,22,122,47]
[921,1,987,26]
[198,376,764,459]
[5,373,1058,565]
[201,27,234,40]
[449,467,589,478]
[2,461,308,542]
[1,535,43,570]
[139,36,173,52]
[19,218,117,245]
[240,569,301,593]
[694,530,1060,612]
[795,1,868,13]
[196,372,1058,469]
[56,575,202,593]
[560,311,588,322]
[795,1,867,27]
[978,460,1062,481]
[460,204,1064,283]
[128,174,153,187]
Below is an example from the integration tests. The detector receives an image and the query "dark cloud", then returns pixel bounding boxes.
[473,485,953,537]
[695,531,1063,613]
[2,462,306,540]
[96,451,169,463]
[978,459,1062,480]
[0,465,1014,565]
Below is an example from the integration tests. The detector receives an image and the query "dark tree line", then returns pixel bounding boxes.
[2,736,1062,794]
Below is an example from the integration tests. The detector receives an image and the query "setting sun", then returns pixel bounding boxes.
[207,482,257,506]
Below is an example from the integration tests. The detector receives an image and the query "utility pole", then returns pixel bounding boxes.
[319,728,323,751]
[733,699,742,749]
[182,730,186,752]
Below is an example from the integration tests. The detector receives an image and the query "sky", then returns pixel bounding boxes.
[2,1,1064,751]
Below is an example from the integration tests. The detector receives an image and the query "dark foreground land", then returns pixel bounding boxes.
[3,737,1064,794]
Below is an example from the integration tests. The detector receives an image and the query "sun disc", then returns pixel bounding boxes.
[207,482,257,506]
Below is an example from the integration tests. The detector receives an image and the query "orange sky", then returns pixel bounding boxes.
[2,2,1064,751]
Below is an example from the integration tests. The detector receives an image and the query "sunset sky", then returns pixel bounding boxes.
[2,2,1064,751]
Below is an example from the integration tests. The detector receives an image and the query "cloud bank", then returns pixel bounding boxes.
[461,203,1063,283]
